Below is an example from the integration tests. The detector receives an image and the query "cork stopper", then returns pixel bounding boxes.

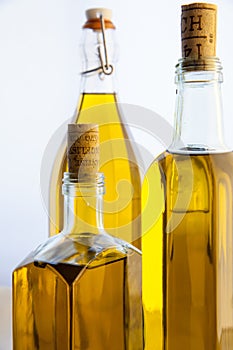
[181,3,217,59]
[67,124,99,175]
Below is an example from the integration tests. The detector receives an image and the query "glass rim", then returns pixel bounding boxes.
[175,57,223,73]
[62,172,105,197]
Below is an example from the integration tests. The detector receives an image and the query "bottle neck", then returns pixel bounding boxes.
[80,28,118,94]
[169,58,228,153]
[62,173,104,235]
[80,72,116,94]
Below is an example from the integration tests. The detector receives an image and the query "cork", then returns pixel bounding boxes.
[181,3,217,59]
[67,124,99,175]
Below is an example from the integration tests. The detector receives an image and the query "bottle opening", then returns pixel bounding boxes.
[62,172,105,197]
[176,57,222,71]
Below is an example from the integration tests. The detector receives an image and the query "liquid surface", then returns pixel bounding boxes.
[49,93,141,247]
[13,252,142,350]
[142,152,233,350]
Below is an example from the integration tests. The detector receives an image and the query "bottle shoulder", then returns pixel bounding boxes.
[142,150,233,221]
[75,92,125,126]
[77,92,118,110]
[150,150,233,169]
[144,150,233,190]
[15,231,140,270]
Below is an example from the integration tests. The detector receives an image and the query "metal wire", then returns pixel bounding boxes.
[82,14,114,76]
[100,14,109,71]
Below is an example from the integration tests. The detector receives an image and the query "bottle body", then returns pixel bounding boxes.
[49,92,141,247]
[142,48,233,350]
[13,173,143,349]
[49,10,141,246]
[13,244,142,350]
[142,151,233,349]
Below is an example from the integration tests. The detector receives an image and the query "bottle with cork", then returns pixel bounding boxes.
[49,8,141,249]
[142,3,233,349]
[13,124,143,350]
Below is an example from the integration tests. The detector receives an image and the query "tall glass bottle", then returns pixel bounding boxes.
[13,124,143,350]
[49,8,141,248]
[142,3,233,349]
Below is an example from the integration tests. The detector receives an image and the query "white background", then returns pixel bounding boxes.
[0,0,233,288]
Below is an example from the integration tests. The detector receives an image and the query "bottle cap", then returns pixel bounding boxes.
[83,8,115,30]
[67,124,99,175]
[181,3,217,59]
[85,8,112,21]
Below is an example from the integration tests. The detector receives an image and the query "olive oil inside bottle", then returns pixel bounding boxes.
[49,93,141,247]
[142,151,233,350]
[13,255,128,350]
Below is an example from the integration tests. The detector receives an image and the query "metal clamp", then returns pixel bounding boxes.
[82,14,114,76]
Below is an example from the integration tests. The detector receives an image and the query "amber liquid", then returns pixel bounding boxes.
[142,151,233,350]
[13,252,142,350]
[49,93,141,247]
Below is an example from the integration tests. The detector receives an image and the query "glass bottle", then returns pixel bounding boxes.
[142,3,233,349]
[13,125,143,350]
[49,8,141,248]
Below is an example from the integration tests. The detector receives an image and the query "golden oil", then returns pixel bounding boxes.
[49,93,141,247]
[142,151,233,350]
[13,247,142,350]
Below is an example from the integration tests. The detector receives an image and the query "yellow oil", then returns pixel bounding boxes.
[13,251,142,350]
[49,93,141,247]
[142,151,233,350]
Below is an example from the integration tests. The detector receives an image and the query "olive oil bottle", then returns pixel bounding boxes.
[142,4,233,349]
[13,125,142,350]
[49,8,141,247]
